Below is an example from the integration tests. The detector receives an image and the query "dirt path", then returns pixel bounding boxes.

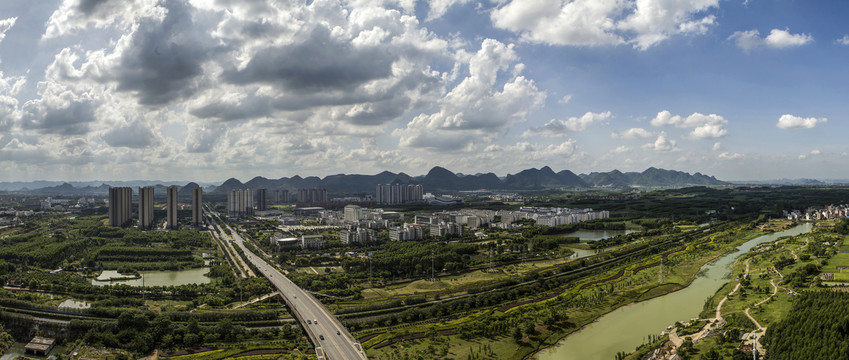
[741,270,781,355]
[232,292,281,309]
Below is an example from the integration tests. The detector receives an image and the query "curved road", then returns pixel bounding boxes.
[209,211,366,360]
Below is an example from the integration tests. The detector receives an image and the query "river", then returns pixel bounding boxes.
[535,223,812,360]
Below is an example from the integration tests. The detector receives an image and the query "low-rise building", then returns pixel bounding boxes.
[429,222,463,238]
[389,224,425,241]
[300,235,325,249]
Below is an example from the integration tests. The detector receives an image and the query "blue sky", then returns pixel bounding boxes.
[0,0,846,182]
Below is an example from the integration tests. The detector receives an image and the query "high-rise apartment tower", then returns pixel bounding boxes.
[138,186,154,229]
[108,187,132,227]
[192,187,203,227]
[166,185,178,230]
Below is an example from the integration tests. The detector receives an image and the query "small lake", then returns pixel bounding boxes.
[91,268,210,287]
[564,229,638,241]
[536,223,813,360]
[1,343,66,360]
[58,299,90,310]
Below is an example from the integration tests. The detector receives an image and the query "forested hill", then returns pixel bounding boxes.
[7,166,728,196]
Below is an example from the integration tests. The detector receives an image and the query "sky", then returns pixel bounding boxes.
[0,0,846,182]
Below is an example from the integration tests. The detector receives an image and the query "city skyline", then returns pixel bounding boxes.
[1,0,847,182]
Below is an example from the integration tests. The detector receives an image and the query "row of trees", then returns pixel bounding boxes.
[72,311,304,355]
[764,291,849,359]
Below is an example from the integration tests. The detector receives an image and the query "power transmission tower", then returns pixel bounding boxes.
[753,333,757,360]
[489,247,493,272]
[431,250,435,281]
[659,257,664,283]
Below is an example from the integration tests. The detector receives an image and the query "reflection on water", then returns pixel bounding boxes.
[1,343,66,360]
[91,267,210,287]
[536,223,812,360]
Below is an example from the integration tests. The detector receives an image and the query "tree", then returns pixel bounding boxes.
[512,327,523,343]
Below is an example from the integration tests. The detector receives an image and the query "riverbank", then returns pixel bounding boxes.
[365,221,784,359]
[618,221,826,359]
[530,221,808,360]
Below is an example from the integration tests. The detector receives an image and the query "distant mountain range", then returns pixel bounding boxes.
[0,180,218,192]
[208,166,728,195]
[0,167,732,196]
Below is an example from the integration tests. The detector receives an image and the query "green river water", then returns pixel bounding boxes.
[535,223,812,360]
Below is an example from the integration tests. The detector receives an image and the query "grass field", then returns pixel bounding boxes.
[360,255,581,299]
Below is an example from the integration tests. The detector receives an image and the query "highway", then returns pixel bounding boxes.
[206,209,366,360]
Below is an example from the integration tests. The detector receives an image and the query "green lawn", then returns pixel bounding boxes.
[822,252,849,273]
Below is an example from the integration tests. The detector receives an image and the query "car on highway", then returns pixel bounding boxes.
[336,330,341,335]
[314,319,318,324]
[319,334,324,341]
[307,319,311,324]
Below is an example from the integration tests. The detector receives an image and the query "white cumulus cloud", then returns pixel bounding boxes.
[643,131,677,152]
[690,123,727,139]
[650,110,728,139]
[490,0,719,50]
[523,111,611,137]
[611,127,653,139]
[0,17,17,43]
[718,151,742,160]
[776,114,827,129]
[396,38,546,150]
[728,28,812,51]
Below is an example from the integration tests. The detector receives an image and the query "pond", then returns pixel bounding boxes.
[535,223,813,360]
[0,343,67,360]
[57,299,90,310]
[91,267,211,287]
[563,229,638,241]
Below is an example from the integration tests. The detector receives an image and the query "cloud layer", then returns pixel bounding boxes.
[0,0,844,182]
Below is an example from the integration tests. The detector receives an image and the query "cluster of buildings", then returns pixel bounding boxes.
[495,207,610,228]
[786,205,849,221]
[375,184,423,204]
[296,205,402,227]
[272,201,611,249]
[340,227,379,244]
[108,186,203,229]
[388,224,425,241]
[227,188,332,219]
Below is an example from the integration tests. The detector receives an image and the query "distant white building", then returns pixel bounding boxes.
[429,222,463,238]
[343,204,362,223]
[339,227,377,244]
[389,224,425,241]
[300,235,325,249]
